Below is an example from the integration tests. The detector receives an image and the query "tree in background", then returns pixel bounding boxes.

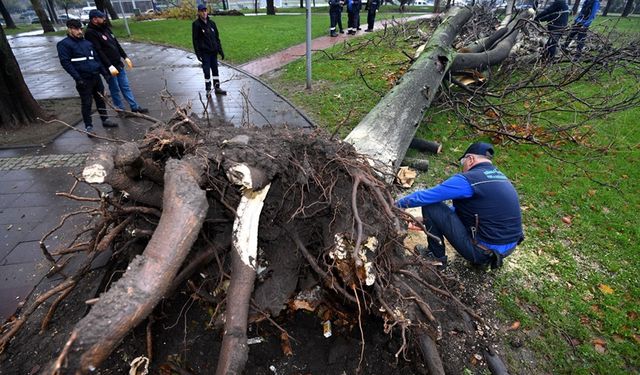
[56,0,84,18]
[29,0,54,32]
[602,0,614,15]
[572,0,581,13]
[0,0,16,28]
[267,0,275,14]
[0,25,47,128]
[621,0,634,15]
[95,0,119,21]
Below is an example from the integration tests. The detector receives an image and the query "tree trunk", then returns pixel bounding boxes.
[344,7,473,173]
[602,0,614,15]
[0,26,47,128]
[50,158,209,374]
[572,0,581,14]
[29,0,54,32]
[433,0,441,12]
[267,0,276,14]
[621,0,634,16]
[0,0,16,28]
[451,11,532,71]
[105,0,119,20]
[45,0,58,23]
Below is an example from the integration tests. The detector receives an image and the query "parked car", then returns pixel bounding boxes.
[58,14,79,22]
[80,6,97,24]
[31,17,40,24]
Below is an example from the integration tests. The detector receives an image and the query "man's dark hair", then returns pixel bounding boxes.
[67,19,82,29]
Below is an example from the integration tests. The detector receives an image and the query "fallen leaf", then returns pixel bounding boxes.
[281,332,293,357]
[587,189,597,197]
[561,216,572,225]
[598,284,614,295]
[633,334,640,344]
[579,315,590,325]
[570,338,581,346]
[594,343,606,354]
[627,311,638,320]
[507,321,521,331]
[612,334,624,343]
[592,337,606,346]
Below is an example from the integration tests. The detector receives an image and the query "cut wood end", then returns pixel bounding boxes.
[83,164,107,184]
[226,163,253,189]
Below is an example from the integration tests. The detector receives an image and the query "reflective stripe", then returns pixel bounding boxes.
[70,57,95,62]
[212,76,219,80]
[204,79,211,83]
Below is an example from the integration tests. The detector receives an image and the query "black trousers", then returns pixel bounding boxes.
[330,11,342,31]
[201,52,220,90]
[367,8,376,30]
[347,10,360,30]
[76,75,107,128]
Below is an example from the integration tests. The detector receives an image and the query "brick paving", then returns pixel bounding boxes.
[0,154,88,171]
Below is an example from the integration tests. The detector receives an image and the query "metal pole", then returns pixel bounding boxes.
[305,0,312,89]
[118,0,131,37]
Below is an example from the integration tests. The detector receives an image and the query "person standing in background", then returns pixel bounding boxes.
[192,4,227,96]
[84,9,149,114]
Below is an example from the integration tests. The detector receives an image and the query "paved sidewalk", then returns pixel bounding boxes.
[0,37,314,322]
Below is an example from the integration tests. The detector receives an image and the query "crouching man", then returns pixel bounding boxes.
[396,142,524,269]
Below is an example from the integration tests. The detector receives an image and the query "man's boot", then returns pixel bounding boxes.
[214,81,227,96]
[205,81,212,97]
[330,30,338,37]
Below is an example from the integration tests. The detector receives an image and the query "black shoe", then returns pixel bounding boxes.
[86,126,96,138]
[365,28,373,32]
[356,27,361,30]
[102,119,118,128]
[339,30,345,34]
[132,107,149,114]
[214,87,227,96]
[330,31,338,37]
[347,30,356,35]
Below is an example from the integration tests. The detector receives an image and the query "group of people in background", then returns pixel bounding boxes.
[57,6,225,137]
[329,0,379,37]
[535,0,600,60]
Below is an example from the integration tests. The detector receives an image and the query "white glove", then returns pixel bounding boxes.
[108,65,119,76]
[124,57,133,69]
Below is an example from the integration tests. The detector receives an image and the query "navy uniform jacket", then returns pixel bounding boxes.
[329,0,343,13]
[57,35,105,81]
[192,17,224,59]
[85,22,128,70]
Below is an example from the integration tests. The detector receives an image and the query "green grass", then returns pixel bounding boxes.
[107,9,424,64]
[265,20,640,374]
[3,23,43,36]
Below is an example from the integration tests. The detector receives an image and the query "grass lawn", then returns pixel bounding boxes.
[265,19,640,374]
[3,24,42,36]
[107,9,423,64]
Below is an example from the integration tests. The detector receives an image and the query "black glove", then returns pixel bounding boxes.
[219,50,225,60]
[76,79,87,89]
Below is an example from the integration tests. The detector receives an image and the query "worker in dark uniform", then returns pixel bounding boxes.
[57,19,117,137]
[563,0,600,58]
[347,0,362,35]
[192,4,226,96]
[364,0,379,32]
[396,143,524,270]
[84,10,148,114]
[535,0,569,60]
[329,0,345,37]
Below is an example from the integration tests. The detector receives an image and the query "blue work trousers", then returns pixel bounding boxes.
[421,202,494,265]
[107,68,140,111]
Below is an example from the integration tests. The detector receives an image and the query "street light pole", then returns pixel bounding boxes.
[118,0,131,37]
[305,0,312,89]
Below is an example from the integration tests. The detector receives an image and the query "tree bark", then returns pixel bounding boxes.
[0,26,47,128]
[344,7,473,173]
[621,0,634,16]
[0,0,16,28]
[45,0,58,24]
[434,0,442,13]
[267,0,276,14]
[602,0,614,15]
[51,158,209,374]
[450,10,533,71]
[29,0,54,32]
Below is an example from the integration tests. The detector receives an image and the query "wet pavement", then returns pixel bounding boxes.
[0,14,433,322]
